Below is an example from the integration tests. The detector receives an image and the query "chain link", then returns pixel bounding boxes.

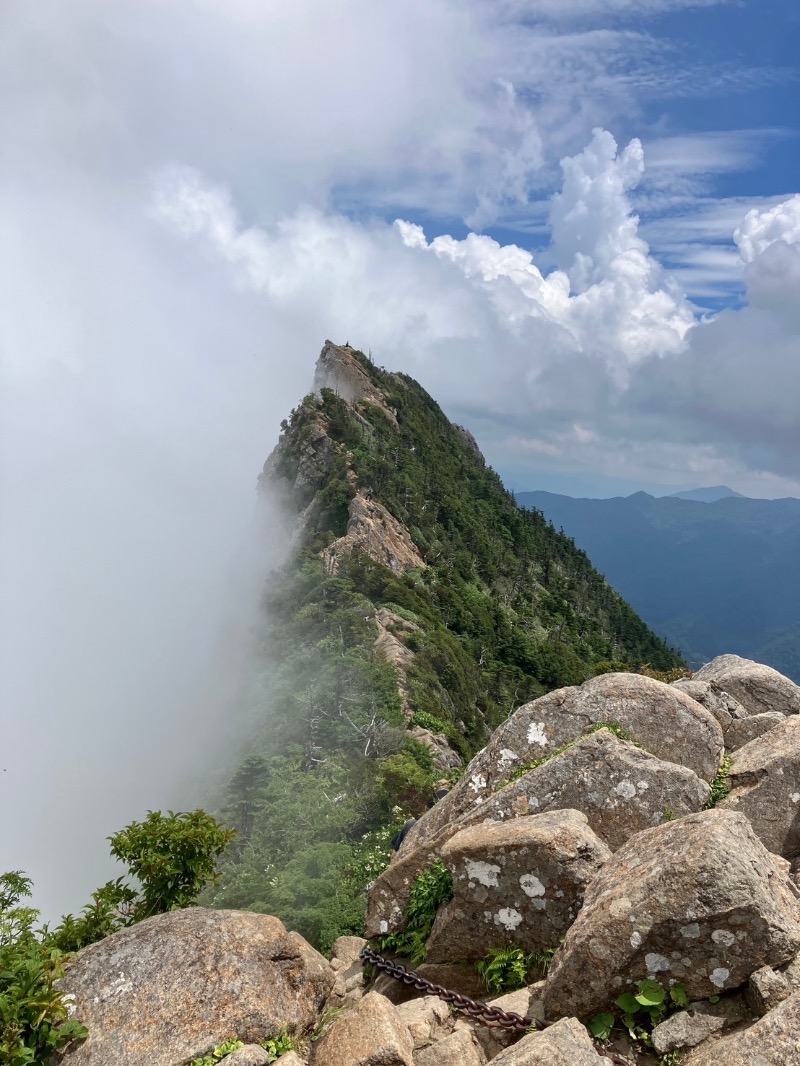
[360,947,632,1065]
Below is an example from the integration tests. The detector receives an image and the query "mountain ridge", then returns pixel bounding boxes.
[517,489,800,680]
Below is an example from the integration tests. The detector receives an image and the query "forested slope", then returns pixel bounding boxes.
[204,343,682,950]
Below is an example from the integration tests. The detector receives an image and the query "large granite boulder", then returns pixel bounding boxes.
[671,678,749,730]
[55,909,333,1066]
[310,991,414,1066]
[541,810,800,1021]
[403,674,723,856]
[719,716,800,859]
[683,988,800,1065]
[490,1018,608,1065]
[725,711,786,752]
[425,810,610,963]
[694,654,800,717]
[365,728,709,939]
[453,729,710,852]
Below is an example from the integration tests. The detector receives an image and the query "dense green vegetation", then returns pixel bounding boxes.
[205,347,682,951]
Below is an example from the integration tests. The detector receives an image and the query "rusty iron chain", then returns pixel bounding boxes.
[360,947,632,1065]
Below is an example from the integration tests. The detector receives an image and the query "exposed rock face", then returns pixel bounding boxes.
[453,729,710,852]
[327,936,367,1011]
[671,678,750,730]
[310,991,414,1066]
[719,716,800,859]
[425,810,610,963]
[414,1029,486,1066]
[725,711,786,752]
[394,995,451,1049]
[374,608,419,721]
[746,964,792,1016]
[541,810,800,1021]
[490,1018,607,1065]
[683,988,800,1065]
[404,674,723,855]
[322,493,425,576]
[651,1010,726,1055]
[56,909,333,1066]
[314,341,398,426]
[694,654,800,717]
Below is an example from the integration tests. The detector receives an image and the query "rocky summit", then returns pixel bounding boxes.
[50,348,800,1065]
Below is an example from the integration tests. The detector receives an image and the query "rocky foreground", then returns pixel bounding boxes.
[56,655,800,1065]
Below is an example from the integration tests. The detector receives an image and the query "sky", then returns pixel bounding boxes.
[1,0,799,915]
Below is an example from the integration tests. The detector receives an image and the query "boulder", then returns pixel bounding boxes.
[309,991,414,1066]
[671,679,749,730]
[394,996,452,1049]
[414,1029,486,1066]
[719,717,800,859]
[745,965,792,1016]
[55,908,333,1066]
[489,1018,607,1065]
[327,936,366,1010]
[541,810,800,1021]
[425,810,611,964]
[694,654,800,717]
[683,989,800,1065]
[651,1010,726,1055]
[403,674,723,855]
[454,729,710,852]
[725,712,786,752]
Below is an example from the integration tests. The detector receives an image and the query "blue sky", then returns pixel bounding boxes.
[1,0,799,914]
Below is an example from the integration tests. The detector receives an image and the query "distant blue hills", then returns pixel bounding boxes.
[516,488,800,682]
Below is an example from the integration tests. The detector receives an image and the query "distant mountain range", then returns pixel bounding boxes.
[517,488,800,682]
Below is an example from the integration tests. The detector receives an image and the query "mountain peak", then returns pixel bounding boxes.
[669,485,745,502]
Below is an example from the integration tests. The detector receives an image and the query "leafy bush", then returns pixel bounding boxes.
[705,756,734,808]
[0,872,87,1065]
[52,810,235,953]
[589,977,689,1048]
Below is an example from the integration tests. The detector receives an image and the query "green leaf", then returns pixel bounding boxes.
[670,983,689,1007]
[588,1012,615,1040]
[614,992,640,1014]
[635,978,666,1006]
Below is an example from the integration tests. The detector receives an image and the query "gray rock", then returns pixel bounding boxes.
[672,679,750,728]
[404,674,723,856]
[309,991,414,1066]
[222,1047,272,1066]
[726,712,786,752]
[55,909,333,1066]
[490,1018,607,1065]
[651,1010,726,1054]
[425,810,611,964]
[453,986,542,1060]
[327,936,366,1010]
[454,729,710,852]
[746,965,792,1016]
[719,716,800,858]
[694,654,800,717]
[540,810,800,1022]
[683,988,800,1065]
[330,936,367,970]
[414,1029,486,1066]
[394,996,452,1049]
